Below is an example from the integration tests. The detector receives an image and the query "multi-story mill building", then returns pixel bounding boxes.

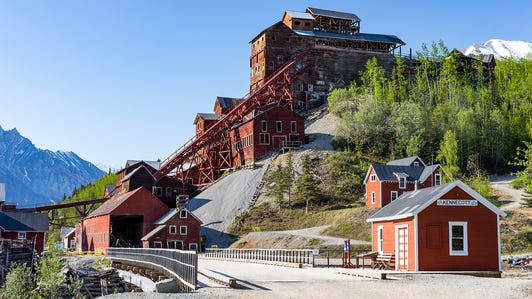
[249,7,405,109]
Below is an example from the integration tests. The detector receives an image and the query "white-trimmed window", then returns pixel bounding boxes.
[154,241,162,248]
[189,243,198,251]
[261,120,267,132]
[391,191,398,202]
[435,173,442,186]
[449,222,468,256]
[259,133,270,145]
[413,161,419,167]
[377,226,384,253]
[18,232,26,240]
[371,192,376,204]
[167,240,183,249]
[180,210,187,218]
[291,121,297,133]
[276,121,282,133]
[169,225,177,235]
[399,177,406,189]
[370,174,376,182]
[180,226,187,235]
[152,186,162,197]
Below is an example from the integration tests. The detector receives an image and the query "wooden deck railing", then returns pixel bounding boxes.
[106,248,198,291]
[204,248,314,265]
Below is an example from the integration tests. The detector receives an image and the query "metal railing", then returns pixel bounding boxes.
[312,249,372,268]
[204,248,314,265]
[106,248,198,291]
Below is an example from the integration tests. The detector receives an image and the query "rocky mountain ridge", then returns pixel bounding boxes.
[0,125,104,206]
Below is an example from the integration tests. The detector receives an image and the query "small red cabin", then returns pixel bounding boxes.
[364,156,443,208]
[0,211,48,254]
[366,180,506,272]
[141,208,202,251]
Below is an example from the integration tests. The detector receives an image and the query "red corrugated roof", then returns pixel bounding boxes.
[84,187,145,219]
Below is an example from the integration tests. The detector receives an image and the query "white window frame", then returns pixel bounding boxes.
[435,173,442,186]
[18,232,27,240]
[189,243,198,251]
[391,191,398,202]
[291,121,297,133]
[276,121,282,133]
[377,226,384,254]
[413,161,419,167]
[371,192,376,204]
[167,240,183,249]
[259,133,270,145]
[180,225,187,235]
[449,221,468,256]
[261,120,267,132]
[169,225,177,235]
[399,177,406,189]
[370,174,376,182]
[154,241,162,248]
[180,210,187,218]
[152,186,162,197]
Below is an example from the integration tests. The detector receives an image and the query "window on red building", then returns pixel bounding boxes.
[169,226,177,235]
[259,133,270,144]
[180,226,187,235]
[449,222,468,256]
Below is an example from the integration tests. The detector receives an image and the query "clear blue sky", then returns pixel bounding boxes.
[1,1,530,170]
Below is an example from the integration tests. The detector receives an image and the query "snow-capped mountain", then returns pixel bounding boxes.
[0,125,104,206]
[463,39,532,59]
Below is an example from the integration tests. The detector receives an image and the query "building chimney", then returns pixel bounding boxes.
[414,180,419,190]
[0,183,5,202]
[176,194,189,210]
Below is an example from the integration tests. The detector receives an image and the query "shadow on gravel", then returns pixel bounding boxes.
[189,197,212,211]
[201,226,238,248]
[207,270,271,291]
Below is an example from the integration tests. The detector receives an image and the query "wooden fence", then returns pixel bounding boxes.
[204,248,314,265]
[106,248,198,291]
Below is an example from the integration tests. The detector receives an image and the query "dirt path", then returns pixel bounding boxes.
[232,226,370,248]
[490,174,526,211]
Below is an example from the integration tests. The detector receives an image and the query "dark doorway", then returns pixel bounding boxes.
[110,215,143,247]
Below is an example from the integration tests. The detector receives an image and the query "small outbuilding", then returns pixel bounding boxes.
[366,180,506,272]
[0,211,49,254]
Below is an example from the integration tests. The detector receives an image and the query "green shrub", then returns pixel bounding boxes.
[1,263,34,299]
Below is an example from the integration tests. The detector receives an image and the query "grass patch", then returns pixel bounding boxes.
[500,207,532,254]
[229,203,375,242]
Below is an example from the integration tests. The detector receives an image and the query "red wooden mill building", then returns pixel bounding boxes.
[153,6,405,189]
[366,180,506,272]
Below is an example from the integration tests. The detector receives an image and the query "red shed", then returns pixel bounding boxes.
[0,211,48,254]
[78,187,168,252]
[141,208,202,251]
[366,180,506,272]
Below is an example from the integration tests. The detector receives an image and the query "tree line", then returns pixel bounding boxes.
[329,41,531,181]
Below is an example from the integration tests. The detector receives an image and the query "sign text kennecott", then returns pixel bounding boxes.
[437,199,478,206]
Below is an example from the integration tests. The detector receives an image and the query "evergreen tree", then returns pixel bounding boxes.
[294,155,322,212]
